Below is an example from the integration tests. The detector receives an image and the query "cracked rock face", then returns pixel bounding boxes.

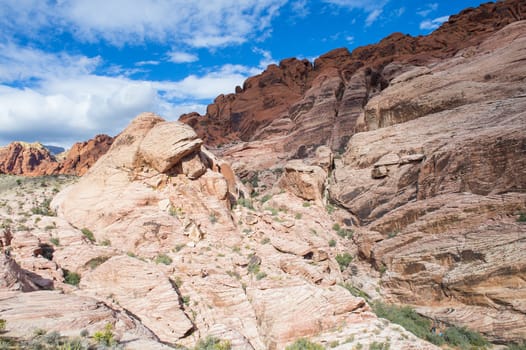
[328,21,526,342]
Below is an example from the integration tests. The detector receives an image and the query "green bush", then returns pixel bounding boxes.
[31,198,56,216]
[507,341,526,350]
[260,194,272,203]
[370,341,390,350]
[0,318,5,332]
[341,282,370,300]
[81,228,95,243]
[50,237,60,246]
[335,253,353,271]
[285,338,324,350]
[371,301,487,348]
[194,336,232,350]
[155,254,173,265]
[444,326,488,349]
[518,213,526,222]
[93,323,115,346]
[63,270,81,286]
[328,239,336,247]
[372,301,438,342]
[236,198,254,210]
[256,272,267,280]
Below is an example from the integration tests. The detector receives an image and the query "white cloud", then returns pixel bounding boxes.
[0,0,287,49]
[322,0,387,12]
[419,15,449,30]
[252,48,276,69]
[135,60,160,67]
[417,3,438,17]
[346,36,355,44]
[322,0,387,26]
[290,0,310,19]
[0,44,260,147]
[167,51,199,64]
[365,9,382,26]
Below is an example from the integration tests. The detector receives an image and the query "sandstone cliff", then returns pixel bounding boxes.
[0,114,438,349]
[181,0,525,164]
[0,135,113,176]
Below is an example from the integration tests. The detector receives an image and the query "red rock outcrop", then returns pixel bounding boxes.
[0,134,113,176]
[0,142,56,176]
[181,0,525,164]
[47,134,114,176]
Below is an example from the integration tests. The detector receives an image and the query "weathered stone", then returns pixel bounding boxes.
[278,160,327,202]
[181,152,207,179]
[138,120,202,173]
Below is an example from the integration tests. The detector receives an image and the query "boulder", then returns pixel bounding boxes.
[278,160,327,203]
[137,121,202,174]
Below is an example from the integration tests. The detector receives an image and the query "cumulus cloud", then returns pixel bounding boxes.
[167,51,199,64]
[0,45,258,147]
[419,15,449,30]
[0,0,287,48]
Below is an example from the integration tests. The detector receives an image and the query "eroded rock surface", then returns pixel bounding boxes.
[328,21,526,342]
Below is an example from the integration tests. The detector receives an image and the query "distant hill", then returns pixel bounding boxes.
[43,145,65,155]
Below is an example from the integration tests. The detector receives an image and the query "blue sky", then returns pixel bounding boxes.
[0,0,489,148]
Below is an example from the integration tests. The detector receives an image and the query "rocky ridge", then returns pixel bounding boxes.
[0,114,438,349]
[181,0,525,164]
[0,134,113,176]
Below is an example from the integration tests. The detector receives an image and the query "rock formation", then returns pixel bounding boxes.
[0,113,438,349]
[0,134,113,176]
[181,0,525,171]
[0,142,56,176]
[1,1,526,348]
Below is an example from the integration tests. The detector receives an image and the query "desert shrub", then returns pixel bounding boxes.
[93,323,115,347]
[100,239,111,246]
[31,198,55,216]
[328,239,336,247]
[265,206,278,216]
[332,223,353,239]
[50,237,60,246]
[209,213,218,224]
[194,336,231,350]
[260,194,272,203]
[335,253,353,271]
[518,213,526,222]
[285,338,324,350]
[444,326,488,349]
[295,213,302,219]
[86,256,110,270]
[155,254,173,265]
[236,198,254,210]
[0,319,5,332]
[81,228,95,243]
[369,301,490,347]
[63,270,81,286]
[341,282,370,300]
[507,342,526,350]
[44,331,61,346]
[302,201,311,208]
[369,341,390,350]
[256,272,267,280]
